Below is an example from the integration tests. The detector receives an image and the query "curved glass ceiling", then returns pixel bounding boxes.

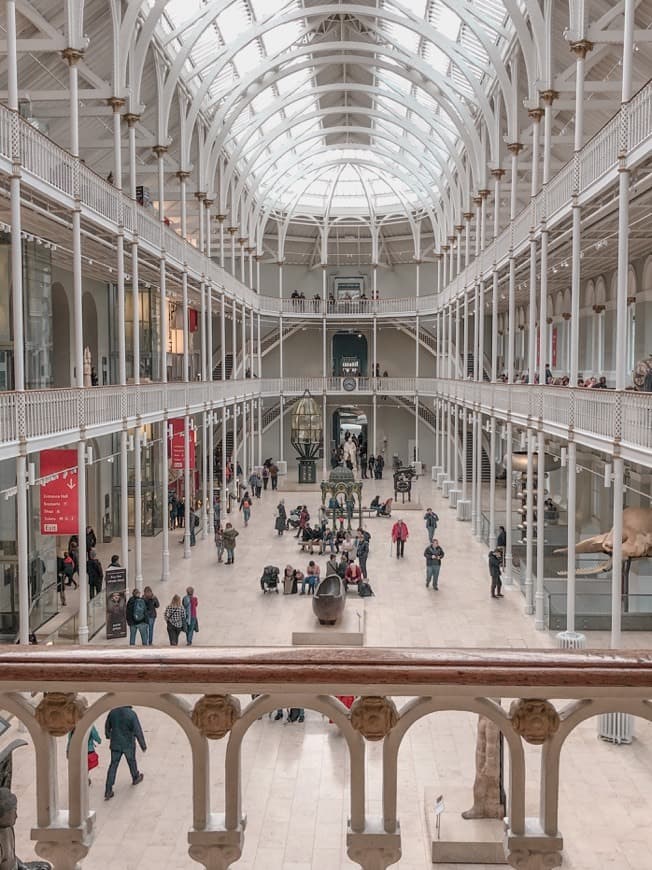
[153,0,516,218]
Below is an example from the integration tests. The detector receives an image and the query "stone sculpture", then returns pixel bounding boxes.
[554,506,652,576]
[312,571,346,625]
[632,354,652,391]
[191,694,241,740]
[350,696,399,741]
[461,715,505,820]
[0,788,52,870]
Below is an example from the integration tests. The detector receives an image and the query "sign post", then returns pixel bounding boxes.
[39,449,78,535]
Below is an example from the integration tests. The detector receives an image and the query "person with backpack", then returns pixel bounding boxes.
[222,522,239,564]
[356,534,370,579]
[424,508,439,543]
[143,586,159,645]
[269,462,279,490]
[239,491,252,526]
[62,551,77,589]
[424,539,445,590]
[126,588,148,645]
[104,706,146,800]
[164,594,187,645]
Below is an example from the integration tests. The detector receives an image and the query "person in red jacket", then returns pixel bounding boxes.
[344,559,362,588]
[391,519,409,558]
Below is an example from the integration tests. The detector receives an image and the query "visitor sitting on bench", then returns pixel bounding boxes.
[300,561,320,595]
[369,495,381,512]
[344,559,362,589]
[377,498,392,516]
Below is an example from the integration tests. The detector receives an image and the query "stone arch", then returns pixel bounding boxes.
[642,255,652,293]
[594,276,607,306]
[582,279,595,308]
[383,697,526,835]
[67,692,210,830]
[226,694,365,832]
[541,698,652,837]
[52,282,71,387]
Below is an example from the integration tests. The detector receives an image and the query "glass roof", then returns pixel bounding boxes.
[153,0,517,218]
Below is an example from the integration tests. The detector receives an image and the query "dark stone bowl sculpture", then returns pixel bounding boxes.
[312,571,346,625]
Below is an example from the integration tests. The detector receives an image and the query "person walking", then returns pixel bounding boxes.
[262,464,270,490]
[391,518,409,558]
[239,491,252,526]
[223,522,239,564]
[104,706,146,800]
[368,454,375,477]
[215,525,225,562]
[213,495,221,533]
[182,586,199,645]
[269,462,279,490]
[62,551,77,589]
[67,724,102,785]
[143,586,159,645]
[87,549,104,599]
[295,505,309,539]
[275,501,287,535]
[254,470,262,498]
[188,505,198,546]
[356,534,370,579]
[489,550,504,598]
[85,525,97,557]
[164,594,187,645]
[424,539,445,590]
[126,588,148,645]
[424,508,439,543]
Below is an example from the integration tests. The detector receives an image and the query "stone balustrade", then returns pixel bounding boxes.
[1,647,652,869]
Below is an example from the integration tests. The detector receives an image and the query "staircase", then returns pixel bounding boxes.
[395,396,437,433]
[465,353,490,382]
[261,396,301,434]
[394,322,437,357]
[213,352,234,381]
[465,432,491,482]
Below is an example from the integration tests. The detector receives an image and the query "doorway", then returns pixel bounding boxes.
[332,331,368,376]
[332,407,368,456]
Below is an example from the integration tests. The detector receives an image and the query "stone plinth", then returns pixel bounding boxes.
[425,789,507,865]
[292,605,366,646]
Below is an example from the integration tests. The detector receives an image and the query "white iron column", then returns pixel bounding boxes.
[489,415,496,546]
[568,39,591,384]
[611,456,624,647]
[566,440,577,630]
[65,47,89,641]
[506,143,522,383]
[504,421,513,585]
[8,0,28,644]
[490,169,503,381]
[539,89,557,385]
[525,429,535,614]
[528,108,543,382]
[535,429,546,629]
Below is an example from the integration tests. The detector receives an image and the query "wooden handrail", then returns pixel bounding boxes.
[1,647,652,691]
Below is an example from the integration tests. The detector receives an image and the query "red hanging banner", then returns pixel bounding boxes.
[171,428,195,470]
[40,449,79,535]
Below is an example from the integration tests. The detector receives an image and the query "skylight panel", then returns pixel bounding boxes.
[382,22,420,55]
[262,20,303,56]
[216,1,251,44]
[233,41,263,77]
[276,68,313,95]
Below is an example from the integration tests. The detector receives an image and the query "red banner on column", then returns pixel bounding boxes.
[40,449,79,535]
[171,429,195,469]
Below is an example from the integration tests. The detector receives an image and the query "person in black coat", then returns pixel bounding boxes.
[489,550,503,599]
[87,550,104,599]
[104,706,146,800]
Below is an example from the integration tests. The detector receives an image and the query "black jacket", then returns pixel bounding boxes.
[87,557,104,585]
[489,552,502,577]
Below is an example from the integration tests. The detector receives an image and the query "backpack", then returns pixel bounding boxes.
[194,514,200,528]
[243,499,250,509]
[132,597,147,622]
[359,582,374,597]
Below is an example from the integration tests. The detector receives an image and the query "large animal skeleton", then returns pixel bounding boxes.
[555,507,652,576]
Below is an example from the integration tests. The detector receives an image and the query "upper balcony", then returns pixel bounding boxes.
[0,378,650,467]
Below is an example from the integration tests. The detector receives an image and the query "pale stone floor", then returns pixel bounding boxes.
[9,473,652,869]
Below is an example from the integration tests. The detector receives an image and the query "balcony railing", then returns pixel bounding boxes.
[0,378,651,466]
[0,79,650,323]
[1,647,651,869]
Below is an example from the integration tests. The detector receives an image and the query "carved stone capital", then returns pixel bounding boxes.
[107,97,125,112]
[35,693,87,736]
[472,195,483,207]
[191,694,241,739]
[463,211,474,222]
[441,244,450,253]
[540,89,559,106]
[546,317,553,325]
[237,237,247,246]
[454,224,464,233]
[528,107,544,123]
[176,170,191,181]
[350,696,399,741]
[254,253,264,261]
[215,214,227,222]
[123,113,140,127]
[507,142,524,156]
[570,39,593,59]
[61,48,84,66]
[509,699,560,745]
[188,844,242,870]
[194,190,207,201]
[227,226,238,234]
[592,304,605,314]
[188,822,244,869]
[152,145,168,158]
[204,198,214,208]
[491,168,506,180]
[34,841,84,870]
[245,246,255,254]
[627,295,636,305]
[478,188,491,199]
[561,312,571,321]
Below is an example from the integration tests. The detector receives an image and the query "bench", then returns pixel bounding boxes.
[298,539,324,555]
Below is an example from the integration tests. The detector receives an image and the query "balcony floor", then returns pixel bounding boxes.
[8,472,652,869]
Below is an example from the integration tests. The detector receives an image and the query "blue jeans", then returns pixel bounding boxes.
[243,508,250,525]
[146,617,156,645]
[186,618,196,645]
[225,547,235,564]
[105,747,139,795]
[426,563,441,589]
[301,575,317,594]
[129,623,148,645]
[427,526,436,543]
